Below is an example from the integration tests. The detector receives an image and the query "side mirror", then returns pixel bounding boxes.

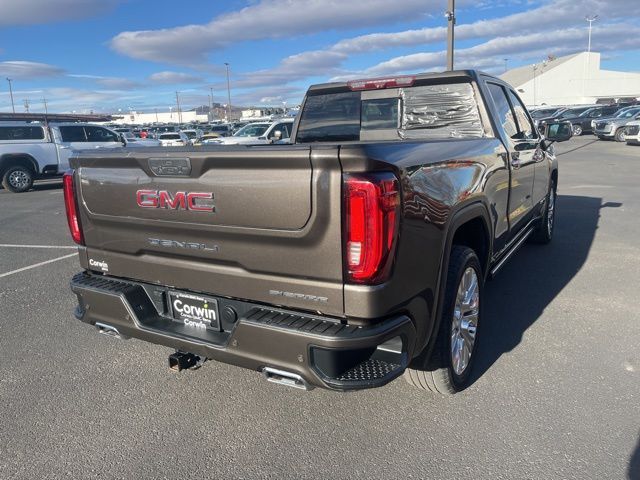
[119,133,127,146]
[544,121,573,143]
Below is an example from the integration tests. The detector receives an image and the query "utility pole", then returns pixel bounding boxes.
[445,0,455,70]
[6,77,15,113]
[224,63,232,121]
[209,86,214,121]
[42,98,48,115]
[503,58,509,73]
[585,15,598,53]
[23,99,30,113]
[175,91,182,124]
[154,108,159,123]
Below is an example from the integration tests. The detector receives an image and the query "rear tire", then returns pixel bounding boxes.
[404,246,482,394]
[572,124,582,136]
[531,178,556,244]
[2,165,34,193]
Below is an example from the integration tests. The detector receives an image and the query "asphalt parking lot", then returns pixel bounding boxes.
[0,137,638,479]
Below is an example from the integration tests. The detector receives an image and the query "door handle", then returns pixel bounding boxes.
[510,152,520,169]
[59,146,70,150]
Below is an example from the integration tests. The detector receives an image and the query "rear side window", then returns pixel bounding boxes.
[59,126,86,142]
[506,89,537,139]
[486,83,518,139]
[0,126,45,141]
[269,123,293,138]
[84,126,119,142]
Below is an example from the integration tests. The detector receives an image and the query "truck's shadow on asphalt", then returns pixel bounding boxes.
[471,194,620,386]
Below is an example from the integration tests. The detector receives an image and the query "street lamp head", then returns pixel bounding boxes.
[585,14,598,21]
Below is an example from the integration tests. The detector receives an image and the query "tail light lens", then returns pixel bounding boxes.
[343,173,400,284]
[63,170,84,245]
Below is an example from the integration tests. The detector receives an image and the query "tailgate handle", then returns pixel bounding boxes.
[148,157,192,176]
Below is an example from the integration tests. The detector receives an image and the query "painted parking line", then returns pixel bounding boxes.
[0,244,77,249]
[0,253,77,279]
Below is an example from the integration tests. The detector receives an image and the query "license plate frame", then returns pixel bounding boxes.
[168,291,220,331]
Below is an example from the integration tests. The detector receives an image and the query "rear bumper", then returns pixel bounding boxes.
[70,272,416,390]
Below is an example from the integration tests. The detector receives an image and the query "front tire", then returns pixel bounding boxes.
[404,246,482,394]
[572,124,583,136]
[2,165,34,193]
[614,128,627,142]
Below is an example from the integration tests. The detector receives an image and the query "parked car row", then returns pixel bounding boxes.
[531,102,640,145]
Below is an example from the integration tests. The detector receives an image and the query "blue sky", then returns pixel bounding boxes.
[1,0,638,113]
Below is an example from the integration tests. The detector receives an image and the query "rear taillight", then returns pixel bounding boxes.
[63,170,84,245]
[343,173,400,284]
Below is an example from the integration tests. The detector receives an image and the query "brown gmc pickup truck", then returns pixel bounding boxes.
[65,70,572,393]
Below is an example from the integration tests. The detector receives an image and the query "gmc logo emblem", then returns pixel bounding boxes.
[136,190,215,212]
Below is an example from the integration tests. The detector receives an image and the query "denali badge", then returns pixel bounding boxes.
[136,190,215,212]
[269,290,328,303]
[148,238,220,252]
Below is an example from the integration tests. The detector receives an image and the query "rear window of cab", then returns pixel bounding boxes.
[296,82,485,143]
[0,126,45,141]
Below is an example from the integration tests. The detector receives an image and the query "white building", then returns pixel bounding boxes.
[500,52,640,107]
[241,107,284,120]
[111,110,211,125]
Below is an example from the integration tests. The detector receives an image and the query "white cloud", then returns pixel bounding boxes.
[68,74,139,89]
[332,0,635,55]
[0,61,64,79]
[0,0,123,26]
[148,71,204,84]
[365,24,640,76]
[110,0,435,64]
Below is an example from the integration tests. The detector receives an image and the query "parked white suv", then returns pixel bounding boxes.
[0,122,123,193]
[211,119,294,145]
[158,132,190,146]
[624,120,640,145]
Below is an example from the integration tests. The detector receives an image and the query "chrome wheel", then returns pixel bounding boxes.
[450,267,479,376]
[547,188,555,235]
[572,125,582,136]
[8,170,29,189]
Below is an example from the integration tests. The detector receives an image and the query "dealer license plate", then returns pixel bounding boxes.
[169,291,220,331]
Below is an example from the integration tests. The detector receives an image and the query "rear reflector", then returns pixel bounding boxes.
[63,170,84,245]
[347,76,415,91]
[344,173,400,284]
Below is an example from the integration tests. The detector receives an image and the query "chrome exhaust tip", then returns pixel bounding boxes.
[95,322,128,340]
[262,367,313,391]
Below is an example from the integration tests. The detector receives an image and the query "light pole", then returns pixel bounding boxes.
[175,91,182,124]
[224,63,232,121]
[445,0,455,70]
[503,58,509,73]
[6,77,15,113]
[532,64,538,106]
[585,15,598,53]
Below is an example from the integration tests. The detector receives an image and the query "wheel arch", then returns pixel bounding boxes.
[415,201,493,360]
[0,153,39,176]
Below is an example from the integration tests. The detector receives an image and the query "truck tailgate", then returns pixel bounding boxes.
[71,145,345,316]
